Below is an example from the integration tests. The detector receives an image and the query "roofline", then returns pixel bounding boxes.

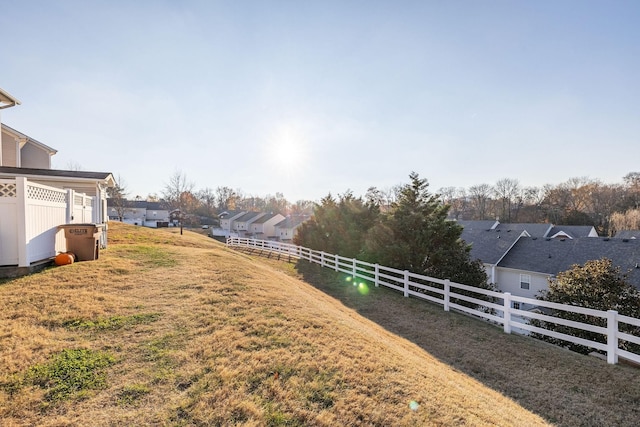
[0,166,115,187]
[1,124,58,154]
[494,231,531,266]
[496,265,554,277]
[0,88,21,109]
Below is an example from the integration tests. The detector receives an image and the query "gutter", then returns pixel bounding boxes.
[0,88,21,109]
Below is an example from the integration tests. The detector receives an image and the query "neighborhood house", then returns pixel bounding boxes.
[107,199,170,228]
[0,87,114,276]
[457,220,640,310]
[212,210,304,241]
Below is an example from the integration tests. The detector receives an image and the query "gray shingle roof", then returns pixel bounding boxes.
[547,225,597,239]
[218,210,244,218]
[614,230,640,240]
[455,220,499,231]
[252,213,281,224]
[460,228,526,264]
[497,237,640,288]
[495,223,553,238]
[235,211,263,222]
[107,200,169,210]
[0,166,113,182]
[275,215,308,229]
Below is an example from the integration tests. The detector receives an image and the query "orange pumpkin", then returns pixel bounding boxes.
[54,252,75,266]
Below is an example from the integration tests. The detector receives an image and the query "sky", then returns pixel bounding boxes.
[1,1,639,202]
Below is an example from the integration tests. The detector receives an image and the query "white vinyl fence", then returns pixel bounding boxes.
[227,237,640,365]
[0,177,96,267]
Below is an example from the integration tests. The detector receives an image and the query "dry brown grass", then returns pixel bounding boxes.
[0,222,632,426]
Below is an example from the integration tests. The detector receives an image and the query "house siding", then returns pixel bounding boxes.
[20,143,51,169]
[495,267,550,300]
[1,131,18,167]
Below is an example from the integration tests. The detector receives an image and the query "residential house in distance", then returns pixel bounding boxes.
[211,210,246,237]
[614,230,640,240]
[460,225,529,284]
[275,215,309,242]
[211,210,296,241]
[496,237,640,309]
[457,220,603,303]
[107,199,170,227]
[232,211,266,236]
[248,212,286,239]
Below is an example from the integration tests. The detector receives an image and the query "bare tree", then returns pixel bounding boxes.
[106,174,128,221]
[623,172,640,210]
[438,186,468,220]
[65,160,84,171]
[493,178,520,222]
[468,184,493,220]
[196,188,217,218]
[162,170,195,211]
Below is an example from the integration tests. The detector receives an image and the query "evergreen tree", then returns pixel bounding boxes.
[294,192,380,258]
[364,172,488,287]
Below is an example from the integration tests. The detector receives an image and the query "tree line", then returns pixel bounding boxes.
[438,172,640,236]
[108,170,640,235]
[294,172,492,301]
[107,171,315,225]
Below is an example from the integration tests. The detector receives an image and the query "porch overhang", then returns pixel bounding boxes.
[0,88,21,109]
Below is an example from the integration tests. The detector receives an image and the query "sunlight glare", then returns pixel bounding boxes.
[267,124,308,177]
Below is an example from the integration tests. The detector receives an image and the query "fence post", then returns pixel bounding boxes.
[352,258,357,279]
[16,177,29,267]
[403,270,409,297]
[503,293,512,334]
[66,188,74,223]
[443,279,450,312]
[607,310,619,365]
[320,252,325,267]
[374,264,379,287]
[334,254,339,272]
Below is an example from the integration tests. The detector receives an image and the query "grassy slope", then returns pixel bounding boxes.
[0,223,635,425]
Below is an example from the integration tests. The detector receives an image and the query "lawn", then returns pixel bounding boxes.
[0,222,637,426]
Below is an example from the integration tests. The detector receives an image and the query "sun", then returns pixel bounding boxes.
[268,124,308,176]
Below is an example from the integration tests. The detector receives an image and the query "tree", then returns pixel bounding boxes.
[439,186,468,220]
[493,178,520,222]
[290,200,314,216]
[468,184,493,220]
[623,172,640,210]
[196,187,218,218]
[532,258,640,355]
[215,186,241,211]
[294,191,380,258]
[162,170,194,211]
[364,172,488,288]
[106,175,128,221]
[610,209,640,235]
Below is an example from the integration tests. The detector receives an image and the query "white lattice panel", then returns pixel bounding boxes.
[0,183,17,198]
[27,185,67,203]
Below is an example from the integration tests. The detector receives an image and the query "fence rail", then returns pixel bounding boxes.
[227,236,640,366]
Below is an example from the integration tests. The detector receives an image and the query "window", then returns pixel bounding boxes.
[520,274,531,290]
[512,302,521,310]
